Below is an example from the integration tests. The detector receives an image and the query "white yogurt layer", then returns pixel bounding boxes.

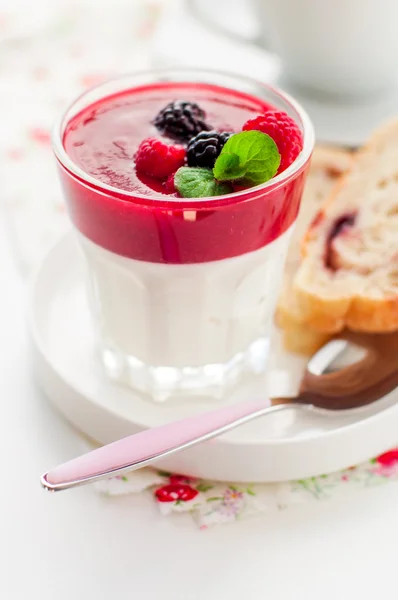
[79,226,294,371]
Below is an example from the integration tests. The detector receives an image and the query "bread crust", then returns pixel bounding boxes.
[275,145,353,353]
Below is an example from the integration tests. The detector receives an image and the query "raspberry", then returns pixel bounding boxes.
[187,130,233,168]
[135,138,185,180]
[243,110,303,173]
[153,101,211,141]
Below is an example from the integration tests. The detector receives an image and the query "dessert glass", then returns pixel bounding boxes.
[53,69,314,401]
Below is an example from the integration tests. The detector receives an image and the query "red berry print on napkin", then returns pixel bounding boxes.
[7,148,23,161]
[376,449,398,466]
[0,13,8,30]
[32,66,48,81]
[169,474,194,485]
[80,74,108,89]
[155,484,198,503]
[29,128,50,145]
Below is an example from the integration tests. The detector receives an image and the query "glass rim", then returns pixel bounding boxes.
[52,67,315,206]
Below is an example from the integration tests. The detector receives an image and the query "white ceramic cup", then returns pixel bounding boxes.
[252,0,398,97]
[189,0,398,98]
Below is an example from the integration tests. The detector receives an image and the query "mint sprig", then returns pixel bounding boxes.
[213,130,280,185]
[174,167,232,198]
[174,130,280,198]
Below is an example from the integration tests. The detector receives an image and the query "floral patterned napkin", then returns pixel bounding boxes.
[0,0,166,271]
[94,450,398,529]
[3,0,398,529]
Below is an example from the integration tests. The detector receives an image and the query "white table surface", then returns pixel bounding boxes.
[1,207,398,600]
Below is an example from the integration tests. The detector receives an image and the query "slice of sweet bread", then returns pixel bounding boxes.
[276,145,353,354]
[292,120,398,335]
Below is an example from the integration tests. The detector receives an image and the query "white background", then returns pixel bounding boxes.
[2,207,398,599]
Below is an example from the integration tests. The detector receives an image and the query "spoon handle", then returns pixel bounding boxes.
[41,333,398,492]
[41,399,295,491]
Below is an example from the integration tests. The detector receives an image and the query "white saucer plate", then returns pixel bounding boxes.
[29,234,398,482]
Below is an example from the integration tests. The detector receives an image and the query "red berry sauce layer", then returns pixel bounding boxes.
[59,82,308,264]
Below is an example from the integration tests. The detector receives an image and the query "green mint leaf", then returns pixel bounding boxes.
[213,153,246,180]
[213,130,280,185]
[196,482,214,493]
[157,470,171,478]
[174,167,232,198]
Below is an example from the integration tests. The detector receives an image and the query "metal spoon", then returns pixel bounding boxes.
[41,334,398,492]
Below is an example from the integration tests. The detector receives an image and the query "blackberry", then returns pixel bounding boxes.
[187,130,233,168]
[153,101,211,141]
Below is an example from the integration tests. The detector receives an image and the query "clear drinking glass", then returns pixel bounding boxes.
[53,69,314,401]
